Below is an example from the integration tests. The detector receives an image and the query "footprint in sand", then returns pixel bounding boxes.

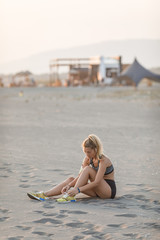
[16,225,32,231]
[0,208,10,214]
[55,213,68,218]
[123,233,141,238]
[51,168,64,172]
[19,184,30,188]
[115,213,137,218]
[66,222,85,228]
[43,203,55,209]
[145,222,160,230]
[0,164,12,178]
[34,210,44,214]
[60,209,87,216]
[66,221,97,231]
[66,221,106,239]
[8,236,24,240]
[107,223,128,229]
[33,218,62,225]
[20,179,28,183]
[32,231,54,237]
[0,175,9,178]
[72,236,84,240]
[0,208,11,222]
[34,210,57,217]
[0,216,9,222]
[68,210,87,215]
[81,229,106,237]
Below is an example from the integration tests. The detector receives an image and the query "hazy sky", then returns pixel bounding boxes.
[0,0,160,64]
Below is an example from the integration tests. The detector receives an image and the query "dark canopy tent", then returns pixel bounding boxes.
[119,58,160,86]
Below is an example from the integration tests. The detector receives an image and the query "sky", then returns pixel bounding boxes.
[0,0,160,64]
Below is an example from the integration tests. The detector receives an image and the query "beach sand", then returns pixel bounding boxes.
[0,86,160,239]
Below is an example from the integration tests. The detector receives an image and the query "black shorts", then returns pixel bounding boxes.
[104,179,116,199]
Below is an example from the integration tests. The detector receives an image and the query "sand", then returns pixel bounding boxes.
[0,86,160,239]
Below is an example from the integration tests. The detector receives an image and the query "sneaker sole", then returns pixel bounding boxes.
[27,193,46,201]
[56,199,76,203]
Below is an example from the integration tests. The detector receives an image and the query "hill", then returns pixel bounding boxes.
[0,39,160,74]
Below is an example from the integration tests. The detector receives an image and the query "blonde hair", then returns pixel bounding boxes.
[82,134,103,159]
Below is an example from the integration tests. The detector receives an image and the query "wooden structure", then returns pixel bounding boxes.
[49,56,122,86]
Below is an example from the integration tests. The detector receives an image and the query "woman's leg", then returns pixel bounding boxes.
[74,166,97,197]
[94,180,112,199]
[44,177,74,197]
[75,166,112,199]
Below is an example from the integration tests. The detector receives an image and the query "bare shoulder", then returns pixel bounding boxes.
[100,154,112,165]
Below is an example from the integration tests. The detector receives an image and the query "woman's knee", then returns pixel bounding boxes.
[82,166,96,180]
[83,166,92,172]
[83,166,96,175]
[67,177,75,182]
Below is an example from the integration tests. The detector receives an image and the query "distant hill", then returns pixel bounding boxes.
[0,39,160,74]
[151,67,160,74]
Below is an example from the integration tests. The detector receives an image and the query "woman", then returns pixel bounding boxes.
[27,134,116,202]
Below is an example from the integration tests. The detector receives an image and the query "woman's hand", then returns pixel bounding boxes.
[67,187,78,197]
[61,185,70,194]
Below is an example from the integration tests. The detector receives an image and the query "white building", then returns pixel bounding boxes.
[89,56,121,84]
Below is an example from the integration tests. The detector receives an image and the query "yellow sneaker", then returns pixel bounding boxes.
[27,192,49,201]
[56,193,76,203]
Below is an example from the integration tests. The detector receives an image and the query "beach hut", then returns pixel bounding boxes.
[118,58,160,86]
[14,71,35,86]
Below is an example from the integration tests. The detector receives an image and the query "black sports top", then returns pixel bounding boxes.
[90,158,114,175]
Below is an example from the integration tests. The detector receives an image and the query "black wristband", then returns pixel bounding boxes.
[77,187,80,193]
